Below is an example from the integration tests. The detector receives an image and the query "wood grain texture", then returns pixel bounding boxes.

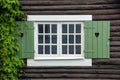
[23,69,120,74]
[20,79,120,80]
[20,0,120,5]
[21,4,120,10]
[110,47,120,52]
[110,37,120,41]
[110,41,120,46]
[22,73,120,79]
[110,52,120,58]
[93,58,120,65]
[110,26,120,32]
[111,32,120,37]
[23,9,120,15]
[19,0,120,79]
[23,65,120,69]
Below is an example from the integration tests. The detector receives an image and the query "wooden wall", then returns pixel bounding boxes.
[20,0,120,80]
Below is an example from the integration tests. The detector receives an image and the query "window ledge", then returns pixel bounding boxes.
[27,59,92,66]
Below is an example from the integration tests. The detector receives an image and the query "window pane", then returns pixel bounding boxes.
[38,35,43,43]
[62,45,67,54]
[62,24,67,33]
[76,35,81,43]
[69,24,74,33]
[52,45,57,54]
[76,45,81,54]
[76,24,81,33]
[69,35,74,43]
[69,45,74,54]
[62,35,67,44]
[52,24,57,33]
[52,35,57,44]
[45,24,50,33]
[45,45,50,54]
[38,24,43,33]
[45,35,50,43]
[38,45,43,54]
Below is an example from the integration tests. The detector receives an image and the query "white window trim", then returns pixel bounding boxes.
[28,15,92,21]
[27,15,92,66]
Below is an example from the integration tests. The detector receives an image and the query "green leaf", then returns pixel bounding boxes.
[0,0,26,79]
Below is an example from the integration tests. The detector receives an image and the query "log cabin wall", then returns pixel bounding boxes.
[20,0,120,80]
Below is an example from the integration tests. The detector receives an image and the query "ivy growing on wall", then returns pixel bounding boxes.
[0,0,26,80]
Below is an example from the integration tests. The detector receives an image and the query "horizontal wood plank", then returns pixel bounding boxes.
[93,58,120,65]
[24,69,120,74]
[110,52,120,58]
[111,47,120,52]
[22,73,120,79]
[23,65,120,69]
[21,4,120,11]
[110,41,120,46]
[20,0,120,5]
[111,32,120,37]
[110,37,120,41]
[20,79,120,80]
[110,26,120,32]
[93,15,120,20]
[22,9,120,15]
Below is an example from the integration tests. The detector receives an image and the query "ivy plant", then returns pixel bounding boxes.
[0,0,26,80]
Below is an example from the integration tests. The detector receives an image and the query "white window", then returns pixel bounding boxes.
[34,22,84,59]
[27,15,92,66]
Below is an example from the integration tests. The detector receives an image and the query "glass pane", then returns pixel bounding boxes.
[45,24,50,33]
[52,35,57,44]
[62,45,67,54]
[69,45,74,54]
[52,45,57,54]
[38,35,43,43]
[62,35,67,44]
[76,45,81,54]
[52,24,57,33]
[45,35,50,43]
[45,45,50,54]
[38,45,43,54]
[76,35,81,43]
[62,24,67,33]
[69,24,74,33]
[69,35,74,43]
[38,24,43,33]
[76,24,81,33]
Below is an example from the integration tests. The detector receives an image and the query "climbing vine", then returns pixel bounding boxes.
[0,0,26,80]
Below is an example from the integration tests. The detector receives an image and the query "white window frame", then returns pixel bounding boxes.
[34,22,59,59]
[34,22,84,59]
[27,15,92,66]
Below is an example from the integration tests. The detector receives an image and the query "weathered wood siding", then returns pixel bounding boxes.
[20,0,120,80]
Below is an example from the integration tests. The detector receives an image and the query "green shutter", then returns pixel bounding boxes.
[84,21,110,58]
[16,21,34,58]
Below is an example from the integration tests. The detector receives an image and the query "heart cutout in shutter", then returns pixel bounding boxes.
[95,32,99,38]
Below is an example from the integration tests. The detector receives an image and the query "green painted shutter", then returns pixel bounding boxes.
[16,21,34,58]
[84,21,110,58]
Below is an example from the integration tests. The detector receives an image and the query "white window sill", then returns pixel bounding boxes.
[27,59,92,66]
